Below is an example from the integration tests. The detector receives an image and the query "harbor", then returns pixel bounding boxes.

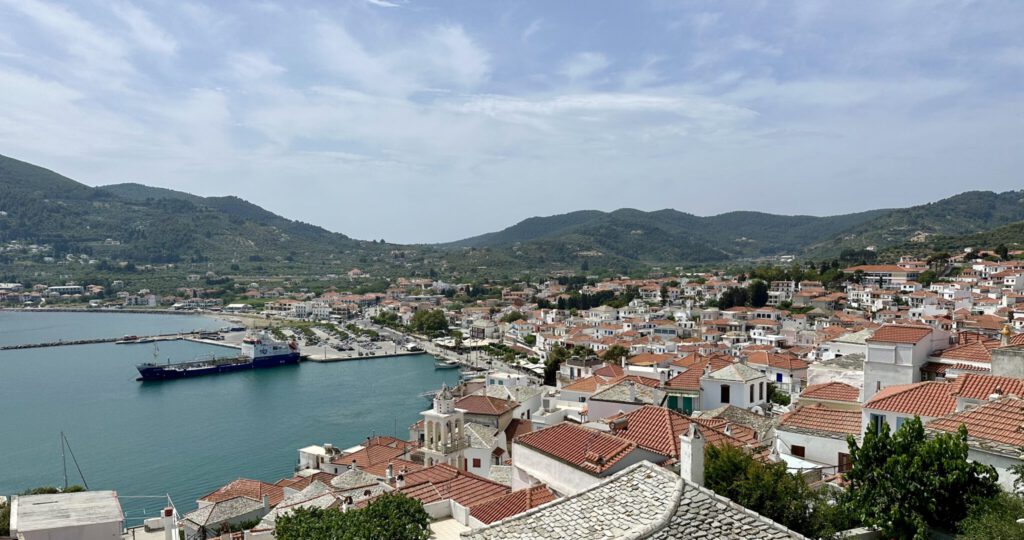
[0,310,460,527]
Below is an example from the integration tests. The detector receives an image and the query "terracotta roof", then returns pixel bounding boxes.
[592,364,624,378]
[515,422,637,474]
[274,471,337,490]
[927,397,1024,455]
[561,375,612,394]
[866,325,933,344]
[800,382,860,403]
[330,442,408,468]
[200,478,285,507]
[457,395,518,416]
[469,485,558,525]
[920,362,990,375]
[400,465,509,507]
[778,405,861,437]
[952,373,1024,401]
[626,353,674,366]
[864,381,956,418]
[745,351,809,371]
[665,356,733,391]
[610,405,757,458]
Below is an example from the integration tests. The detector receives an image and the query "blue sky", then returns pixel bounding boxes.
[0,1,1022,243]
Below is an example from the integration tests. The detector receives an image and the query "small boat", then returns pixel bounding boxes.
[434,359,461,370]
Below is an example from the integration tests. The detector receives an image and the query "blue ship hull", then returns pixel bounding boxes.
[137,351,301,381]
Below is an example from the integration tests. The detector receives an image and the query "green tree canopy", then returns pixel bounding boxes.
[845,416,999,539]
[409,309,448,337]
[500,310,525,323]
[275,493,430,540]
[602,344,631,365]
[747,279,769,308]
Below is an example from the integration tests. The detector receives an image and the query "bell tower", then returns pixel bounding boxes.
[420,383,466,468]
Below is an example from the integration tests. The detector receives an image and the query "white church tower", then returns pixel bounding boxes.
[420,383,467,468]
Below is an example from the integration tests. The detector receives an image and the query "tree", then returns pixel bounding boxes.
[602,345,630,365]
[766,383,790,406]
[957,492,1024,540]
[996,244,1010,260]
[275,493,430,540]
[845,417,999,539]
[409,309,448,337]
[500,311,525,323]
[747,280,769,308]
[704,444,853,538]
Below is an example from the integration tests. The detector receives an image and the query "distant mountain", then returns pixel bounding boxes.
[450,191,1024,265]
[448,207,890,264]
[0,154,362,265]
[804,190,1024,258]
[2,153,1022,274]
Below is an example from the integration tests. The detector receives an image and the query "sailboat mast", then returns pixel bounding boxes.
[61,431,68,490]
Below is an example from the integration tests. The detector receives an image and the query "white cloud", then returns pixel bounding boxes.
[560,52,610,80]
[111,3,178,56]
[522,19,542,41]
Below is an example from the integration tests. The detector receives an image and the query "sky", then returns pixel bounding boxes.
[0,1,1022,243]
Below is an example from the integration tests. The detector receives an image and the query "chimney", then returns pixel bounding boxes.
[679,423,705,486]
[342,496,353,512]
[161,507,175,540]
[349,459,357,470]
[262,494,269,511]
[1001,324,1012,347]
[396,471,406,489]
[658,369,668,386]
[628,380,637,402]
[385,463,394,483]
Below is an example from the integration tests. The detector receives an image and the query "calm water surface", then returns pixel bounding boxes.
[0,312,456,525]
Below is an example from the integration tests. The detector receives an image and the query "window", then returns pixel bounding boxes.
[876,381,882,392]
[749,384,754,402]
[759,382,764,401]
[579,396,587,403]
[869,413,886,435]
[472,458,481,468]
[791,445,806,458]
[776,373,783,383]
[720,384,730,404]
[896,416,907,430]
[838,452,852,473]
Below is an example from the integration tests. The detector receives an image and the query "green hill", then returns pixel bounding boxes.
[0,155,362,265]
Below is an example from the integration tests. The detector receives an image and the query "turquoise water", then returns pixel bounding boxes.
[0,312,456,525]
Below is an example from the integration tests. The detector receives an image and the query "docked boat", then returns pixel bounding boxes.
[434,359,461,370]
[136,331,300,381]
[115,335,140,344]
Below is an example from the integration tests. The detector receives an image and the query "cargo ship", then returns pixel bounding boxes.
[136,331,301,381]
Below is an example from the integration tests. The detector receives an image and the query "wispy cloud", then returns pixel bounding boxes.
[0,0,1019,242]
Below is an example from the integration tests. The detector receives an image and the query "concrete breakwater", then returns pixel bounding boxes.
[0,333,230,351]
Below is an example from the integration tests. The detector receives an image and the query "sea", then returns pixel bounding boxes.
[0,311,457,526]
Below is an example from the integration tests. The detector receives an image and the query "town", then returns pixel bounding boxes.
[5,247,1024,539]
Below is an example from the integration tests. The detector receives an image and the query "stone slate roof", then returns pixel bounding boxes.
[462,461,806,540]
[706,362,763,383]
[183,496,264,528]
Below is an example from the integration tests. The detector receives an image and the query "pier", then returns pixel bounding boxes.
[0,333,240,351]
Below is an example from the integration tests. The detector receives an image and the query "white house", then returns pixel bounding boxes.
[699,362,768,412]
[11,491,124,540]
[927,396,1024,491]
[863,324,949,401]
[775,404,861,474]
[861,381,956,435]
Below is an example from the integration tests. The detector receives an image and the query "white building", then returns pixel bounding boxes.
[699,362,768,412]
[863,324,949,401]
[775,405,861,474]
[11,491,124,540]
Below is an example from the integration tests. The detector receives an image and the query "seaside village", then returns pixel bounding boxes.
[12,255,1024,540]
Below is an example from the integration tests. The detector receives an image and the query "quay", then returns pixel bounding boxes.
[0,333,240,351]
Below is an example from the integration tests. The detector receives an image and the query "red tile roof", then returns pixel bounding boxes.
[864,381,956,418]
[778,404,861,437]
[928,397,1024,451]
[952,373,1024,401]
[626,353,674,366]
[592,364,624,378]
[515,422,637,474]
[744,351,809,371]
[400,465,509,507]
[468,485,557,525]
[867,325,933,345]
[330,442,408,468]
[504,419,533,449]
[200,478,285,507]
[664,356,733,391]
[610,405,755,458]
[274,471,337,490]
[800,382,860,403]
[456,395,518,416]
